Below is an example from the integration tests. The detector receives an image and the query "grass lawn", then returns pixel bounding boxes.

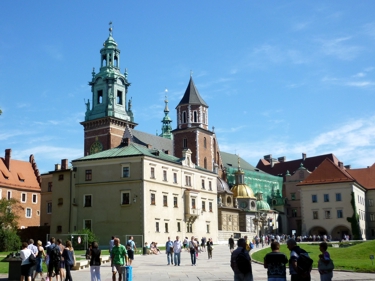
[252,240,375,273]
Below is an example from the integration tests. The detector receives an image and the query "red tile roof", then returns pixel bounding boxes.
[256,153,340,176]
[347,163,375,190]
[298,158,355,186]
[0,157,40,190]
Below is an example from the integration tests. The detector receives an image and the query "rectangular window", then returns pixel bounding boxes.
[57,225,62,233]
[201,179,205,189]
[84,195,92,207]
[209,202,213,212]
[372,229,375,236]
[122,167,130,178]
[163,195,168,207]
[183,138,187,148]
[121,192,130,205]
[325,210,331,219]
[191,198,196,209]
[58,174,64,181]
[202,201,206,211]
[173,196,178,207]
[117,90,123,105]
[207,224,210,233]
[369,199,374,207]
[7,191,11,199]
[165,223,169,233]
[58,198,63,206]
[324,194,329,202]
[313,211,318,219]
[185,176,191,186]
[151,193,155,205]
[312,195,317,203]
[47,202,52,214]
[209,181,212,191]
[337,210,343,218]
[177,222,181,232]
[163,170,167,181]
[32,194,37,204]
[85,170,92,181]
[291,193,296,200]
[370,214,375,221]
[48,182,52,192]
[156,222,159,232]
[292,209,297,217]
[26,208,32,218]
[21,193,26,203]
[150,167,155,179]
[187,223,192,233]
[97,90,103,104]
[84,220,92,231]
[336,193,342,201]
[173,173,177,183]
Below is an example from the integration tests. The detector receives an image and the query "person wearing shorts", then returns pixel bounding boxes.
[127,236,136,265]
[111,238,128,281]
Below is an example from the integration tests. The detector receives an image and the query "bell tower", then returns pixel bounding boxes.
[81,23,137,155]
[172,76,222,174]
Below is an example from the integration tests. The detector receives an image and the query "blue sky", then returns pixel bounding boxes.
[1,1,375,173]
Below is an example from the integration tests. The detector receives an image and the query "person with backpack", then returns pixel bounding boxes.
[230,238,253,281]
[126,236,136,265]
[47,237,61,281]
[287,238,312,281]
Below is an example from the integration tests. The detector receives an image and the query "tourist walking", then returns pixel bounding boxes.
[20,242,33,281]
[126,236,136,266]
[32,240,46,281]
[165,237,174,265]
[173,236,182,266]
[189,236,198,266]
[62,240,75,281]
[111,238,128,281]
[207,238,213,259]
[318,242,334,281]
[90,241,101,281]
[264,241,288,281]
[230,238,253,281]
[228,235,235,251]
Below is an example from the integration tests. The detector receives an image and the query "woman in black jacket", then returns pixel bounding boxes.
[90,241,101,281]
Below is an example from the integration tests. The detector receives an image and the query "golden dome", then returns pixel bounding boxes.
[232,184,256,198]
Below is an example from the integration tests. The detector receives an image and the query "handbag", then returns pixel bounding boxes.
[318,259,334,271]
[29,254,37,265]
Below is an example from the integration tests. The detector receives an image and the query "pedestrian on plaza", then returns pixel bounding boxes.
[228,235,235,251]
[318,242,333,281]
[62,240,75,281]
[287,238,311,281]
[20,242,33,281]
[264,241,288,281]
[27,239,38,277]
[230,238,253,281]
[57,238,66,280]
[126,236,136,265]
[183,237,189,251]
[111,238,128,281]
[201,237,207,252]
[32,240,46,281]
[165,236,174,265]
[90,241,102,281]
[109,236,115,266]
[189,236,198,266]
[207,238,213,259]
[47,237,61,281]
[173,236,182,266]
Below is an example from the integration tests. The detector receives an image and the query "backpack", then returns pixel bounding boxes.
[51,246,61,262]
[297,252,313,275]
[236,248,252,274]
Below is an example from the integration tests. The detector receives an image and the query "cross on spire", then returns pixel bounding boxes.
[109,21,113,36]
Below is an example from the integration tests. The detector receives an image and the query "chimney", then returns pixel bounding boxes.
[5,149,11,171]
[264,154,272,163]
[278,156,286,163]
[302,153,307,161]
[61,159,68,170]
[344,165,351,169]
[338,161,343,169]
[55,164,61,171]
[270,158,276,168]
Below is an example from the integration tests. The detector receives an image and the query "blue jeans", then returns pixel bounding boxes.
[167,251,173,264]
[190,249,196,265]
[174,252,181,265]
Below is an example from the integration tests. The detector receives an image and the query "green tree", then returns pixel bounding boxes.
[347,191,361,240]
[0,198,22,251]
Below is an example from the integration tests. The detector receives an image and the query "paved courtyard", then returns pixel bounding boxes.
[1,244,374,280]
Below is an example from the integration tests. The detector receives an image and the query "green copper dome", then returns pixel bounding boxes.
[256,200,270,211]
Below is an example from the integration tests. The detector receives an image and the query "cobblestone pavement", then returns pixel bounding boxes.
[1,244,374,280]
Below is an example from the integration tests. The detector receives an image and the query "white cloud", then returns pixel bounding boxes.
[318,37,362,60]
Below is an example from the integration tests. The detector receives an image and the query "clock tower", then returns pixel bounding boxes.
[81,24,137,155]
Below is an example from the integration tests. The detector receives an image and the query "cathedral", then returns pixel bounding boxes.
[41,25,285,247]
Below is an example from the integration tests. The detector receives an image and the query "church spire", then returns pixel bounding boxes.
[160,89,173,140]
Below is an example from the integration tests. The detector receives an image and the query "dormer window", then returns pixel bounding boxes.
[18,173,25,182]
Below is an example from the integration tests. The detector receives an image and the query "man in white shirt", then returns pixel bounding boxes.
[173,236,182,266]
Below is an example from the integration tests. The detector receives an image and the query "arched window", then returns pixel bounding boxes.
[183,111,187,123]
[227,196,232,205]
[204,137,207,148]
